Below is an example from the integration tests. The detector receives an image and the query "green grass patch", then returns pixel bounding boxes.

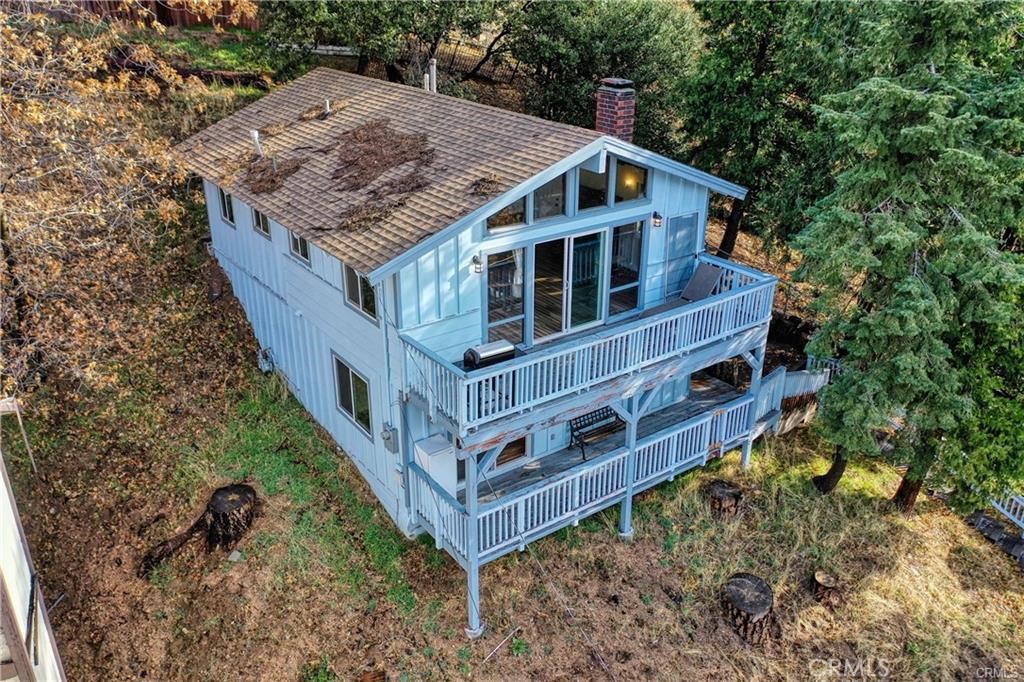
[178,373,418,614]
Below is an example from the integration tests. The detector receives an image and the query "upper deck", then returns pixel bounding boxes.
[402,253,776,436]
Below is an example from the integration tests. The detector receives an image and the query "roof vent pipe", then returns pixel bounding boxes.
[423,73,430,91]
[250,130,264,157]
[429,58,437,93]
[324,99,331,116]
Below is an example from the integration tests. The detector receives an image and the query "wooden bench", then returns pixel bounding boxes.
[570,407,625,460]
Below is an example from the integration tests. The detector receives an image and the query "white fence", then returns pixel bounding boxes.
[1,449,66,682]
[993,494,1024,531]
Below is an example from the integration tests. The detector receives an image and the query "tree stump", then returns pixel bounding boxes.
[139,484,259,578]
[812,570,841,608]
[721,572,774,645]
[705,479,743,516]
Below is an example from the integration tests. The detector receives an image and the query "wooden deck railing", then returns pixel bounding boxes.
[409,462,469,563]
[755,366,787,422]
[993,493,1024,531]
[469,395,754,561]
[403,255,775,433]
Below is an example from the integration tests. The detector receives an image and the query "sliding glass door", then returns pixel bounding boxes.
[532,232,605,342]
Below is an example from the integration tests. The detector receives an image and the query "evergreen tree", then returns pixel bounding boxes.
[795,1,1024,510]
[508,0,699,156]
[680,1,853,257]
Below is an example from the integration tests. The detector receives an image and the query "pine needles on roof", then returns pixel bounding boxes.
[244,155,304,193]
[329,119,435,191]
[469,173,502,197]
[258,121,289,137]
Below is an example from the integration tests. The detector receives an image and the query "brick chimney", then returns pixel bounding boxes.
[595,77,636,142]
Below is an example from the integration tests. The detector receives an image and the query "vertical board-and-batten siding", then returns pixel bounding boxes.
[395,162,710,365]
[202,179,404,526]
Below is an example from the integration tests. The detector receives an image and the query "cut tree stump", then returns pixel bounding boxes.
[138,483,259,578]
[705,479,743,516]
[812,570,841,608]
[721,572,774,645]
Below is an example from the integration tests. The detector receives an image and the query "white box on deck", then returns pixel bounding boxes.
[414,435,457,497]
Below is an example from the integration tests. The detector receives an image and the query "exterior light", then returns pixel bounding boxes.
[652,211,663,228]
[472,254,483,274]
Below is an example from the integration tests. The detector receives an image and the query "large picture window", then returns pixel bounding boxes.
[614,161,648,203]
[486,249,525,343]
[609,222,644,314]
[344,264,377,320]
[486,197,526,230]
[533,174,566,220]
[334,356,372,435]
[578,168,608,210]
[218,187,235,224]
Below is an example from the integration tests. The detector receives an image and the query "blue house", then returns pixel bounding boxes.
[176,69,787,636]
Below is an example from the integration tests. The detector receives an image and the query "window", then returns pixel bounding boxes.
[289,230,310,262]
[486,249,525,343]
[486,197,526,230]
[458,437,527,482]
[578,168,608,210]
[252,208,271,237]
[335,356,372,435]
[614,160,648,203]
[609,222,644,314]
[217,187,235,224]
[343,264,377,320]
[533,174,566,220]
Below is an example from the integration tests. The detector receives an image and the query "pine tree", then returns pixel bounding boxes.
[795,1,1024,511]
[681,1,853,257]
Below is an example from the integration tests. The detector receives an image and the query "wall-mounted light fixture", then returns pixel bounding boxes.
[652,211,663,228]
[472,254,483,274]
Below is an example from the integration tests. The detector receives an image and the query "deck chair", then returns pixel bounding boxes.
[679,262,723,303]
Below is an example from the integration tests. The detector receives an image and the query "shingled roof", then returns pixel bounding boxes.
[174,68,603,274]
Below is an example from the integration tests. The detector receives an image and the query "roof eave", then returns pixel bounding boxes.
[600,137,748,201]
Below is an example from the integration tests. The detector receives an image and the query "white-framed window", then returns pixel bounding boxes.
[343,264,377,320]
[289,230,310,263]
[252,208,271,237]
[217,187,235,225]
[334,355,372,436]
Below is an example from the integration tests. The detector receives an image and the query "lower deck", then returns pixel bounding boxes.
[463,375,740,504]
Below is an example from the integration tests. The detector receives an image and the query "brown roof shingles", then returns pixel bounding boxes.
[174,68,602,274]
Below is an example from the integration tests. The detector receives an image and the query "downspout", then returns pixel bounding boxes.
[380,276,413,524]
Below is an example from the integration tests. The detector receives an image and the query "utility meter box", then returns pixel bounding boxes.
[414,435,457,497]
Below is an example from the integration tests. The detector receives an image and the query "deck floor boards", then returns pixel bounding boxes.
[463,374,741,504]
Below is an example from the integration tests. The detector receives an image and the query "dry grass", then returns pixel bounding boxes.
[6,207,1021,681]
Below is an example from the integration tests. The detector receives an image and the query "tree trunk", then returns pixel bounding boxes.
[721,572,774,645]
[356,53,370,76]
[892,472,925,513]
[716,197,746,259]
[812,445,847,494]
[384,62,404,83]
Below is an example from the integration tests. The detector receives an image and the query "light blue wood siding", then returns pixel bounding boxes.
[203,180,405,527]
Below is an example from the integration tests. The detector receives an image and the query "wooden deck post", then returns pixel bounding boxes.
[618,395,640,539]
[464,450,485,638]
[741,346,765,470]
